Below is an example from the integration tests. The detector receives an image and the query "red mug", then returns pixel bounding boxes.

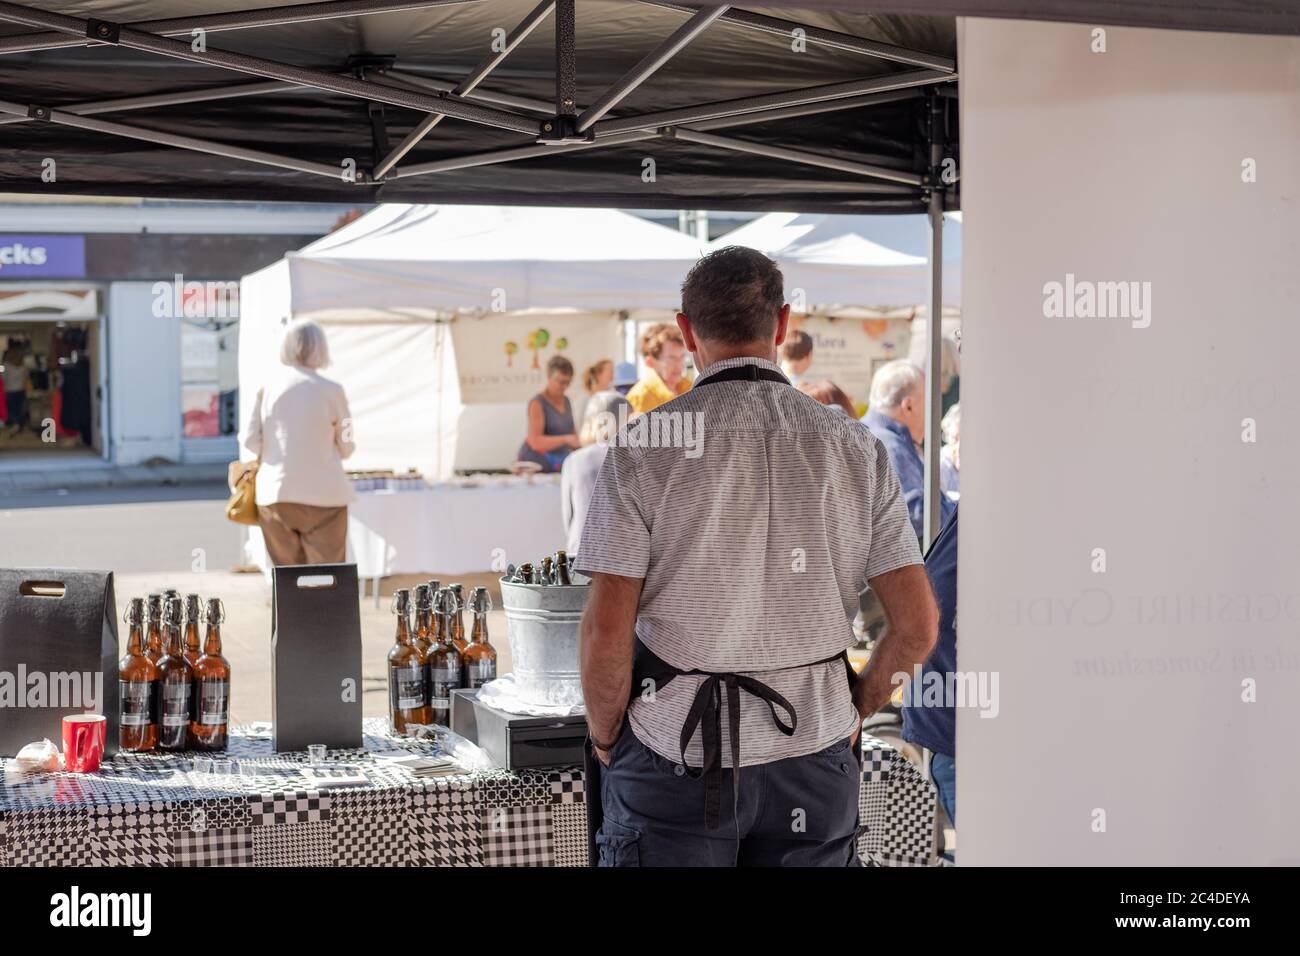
[62,714,107,773]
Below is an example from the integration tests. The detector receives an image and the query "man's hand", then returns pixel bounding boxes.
[594,744,612,767]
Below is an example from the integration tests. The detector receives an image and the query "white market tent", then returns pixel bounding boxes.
[239,203,709,477]
[708,211,963,310]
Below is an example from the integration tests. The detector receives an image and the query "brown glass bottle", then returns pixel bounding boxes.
[428,587,462,726]
[412,584,434,659]
[518,563,535,584]
[387,589,431,735]
[449,583,467,652]
[191,597,231,751]
[555,550,573,586]
[182,593,203,668]
[462,587,498,689]
[540,555,554,585]
[144,592,164,663]
[118,597,159,752]
[155,597,194,751]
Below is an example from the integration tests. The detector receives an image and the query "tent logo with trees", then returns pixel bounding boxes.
[506,328,569,369]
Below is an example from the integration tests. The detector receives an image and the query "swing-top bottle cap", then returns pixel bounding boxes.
[204,597,226,624]
[124,597,145,624]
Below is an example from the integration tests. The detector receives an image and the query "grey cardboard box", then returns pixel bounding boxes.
[451,688,587,770]
[0,568,119,757]
[272,564,362,752]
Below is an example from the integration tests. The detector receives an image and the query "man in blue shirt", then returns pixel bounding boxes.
[901,505,958,826]
[862,360,954,539]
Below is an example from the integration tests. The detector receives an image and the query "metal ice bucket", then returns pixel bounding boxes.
[498,577,589,708]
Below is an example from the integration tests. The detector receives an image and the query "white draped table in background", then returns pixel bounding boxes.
[246,475,566,597]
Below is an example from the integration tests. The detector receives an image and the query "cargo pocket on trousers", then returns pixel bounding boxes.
[596,818,641,867]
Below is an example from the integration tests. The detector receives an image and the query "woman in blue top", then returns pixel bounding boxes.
[517,355,579,472]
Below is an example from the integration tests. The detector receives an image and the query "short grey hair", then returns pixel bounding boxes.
[280,320,331,369]
[580,390,631,445]
[869,359,924,410]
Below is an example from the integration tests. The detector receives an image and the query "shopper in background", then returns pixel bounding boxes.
[517,354,579,473]
[578,246,938,866]
[242,320,355,566]
[940,402,960,496]
[583,359,614,396]
[779,328,814,385]
[625,322,690,414]
[561,390,631,556]
[797,379,855,417]
[3,341,28,432]
[862,359,954,539]
[901,505,959,832]
[611,361,638,396]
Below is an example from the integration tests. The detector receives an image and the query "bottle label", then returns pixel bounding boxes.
[389,664,427,712]
[161,681,192,728]
[466,660,497,689]
[198,679,229,726]
[119,680,156,727]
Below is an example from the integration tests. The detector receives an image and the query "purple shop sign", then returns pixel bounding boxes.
[0,235,85,278]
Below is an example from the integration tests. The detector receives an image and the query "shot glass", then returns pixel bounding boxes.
[308,744,326,764]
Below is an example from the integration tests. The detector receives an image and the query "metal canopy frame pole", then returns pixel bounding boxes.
[0,0,482,55]
[0,98,345,179]
[922,92,946,549]
[0,80,301,127]
[638,1,956,72]
[575,4,729,132]
[597,71,950,135]
[671,128,922,186]
[554,0,576,116]
[380,69,553,114]
[373,0,556,179]
[0,0,538,134]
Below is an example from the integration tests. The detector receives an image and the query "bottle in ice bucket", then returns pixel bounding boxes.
[183,593,203,668]
[555,550,572,586]
[449,583,468,652]
[144,592,164,664]
[118,597,159,753]
[387,589,431,735]
[428,588,463,726]
[518,562,535,584]
[156,596,194,751]
[463,587,498,690]
[192,597,231,751]
[540,555,554,585]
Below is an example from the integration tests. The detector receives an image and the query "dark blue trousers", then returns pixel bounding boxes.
[595,723,861,867]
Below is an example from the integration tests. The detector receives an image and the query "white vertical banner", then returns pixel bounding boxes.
[959,19,1300,864]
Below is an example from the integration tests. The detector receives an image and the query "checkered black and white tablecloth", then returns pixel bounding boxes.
[0,721,936,867]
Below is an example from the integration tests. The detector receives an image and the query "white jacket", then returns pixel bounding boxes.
[241,366,356,507]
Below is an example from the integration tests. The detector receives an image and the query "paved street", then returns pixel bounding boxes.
[1,483,512,723]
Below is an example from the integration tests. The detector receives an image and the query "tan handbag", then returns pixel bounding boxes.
[226,387,263,526]
[226,461,259,526]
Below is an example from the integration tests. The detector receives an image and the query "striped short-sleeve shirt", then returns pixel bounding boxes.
[575,356,922,768]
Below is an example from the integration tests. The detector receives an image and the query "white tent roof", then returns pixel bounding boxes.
[274,203,708,317]
[709,211,962,309]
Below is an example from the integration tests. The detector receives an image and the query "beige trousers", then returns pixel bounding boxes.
[259,502,348,566]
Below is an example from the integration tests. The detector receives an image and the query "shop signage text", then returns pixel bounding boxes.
[0,235,85,277]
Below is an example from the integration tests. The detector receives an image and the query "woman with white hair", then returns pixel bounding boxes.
[241,320,356,566]
[560,389,631,555]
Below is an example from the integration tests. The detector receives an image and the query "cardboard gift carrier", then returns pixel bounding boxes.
[271,563,362,752]
[0,569,120,758]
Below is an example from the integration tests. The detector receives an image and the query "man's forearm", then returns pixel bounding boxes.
[579,572,642,743]
[854,623,933,718]
[853,564,939,718]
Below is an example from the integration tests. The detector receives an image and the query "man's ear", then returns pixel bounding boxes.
[773,304,792,347]
[676,312,697,352]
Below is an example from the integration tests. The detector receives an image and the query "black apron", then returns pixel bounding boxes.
[586,362,861,863]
